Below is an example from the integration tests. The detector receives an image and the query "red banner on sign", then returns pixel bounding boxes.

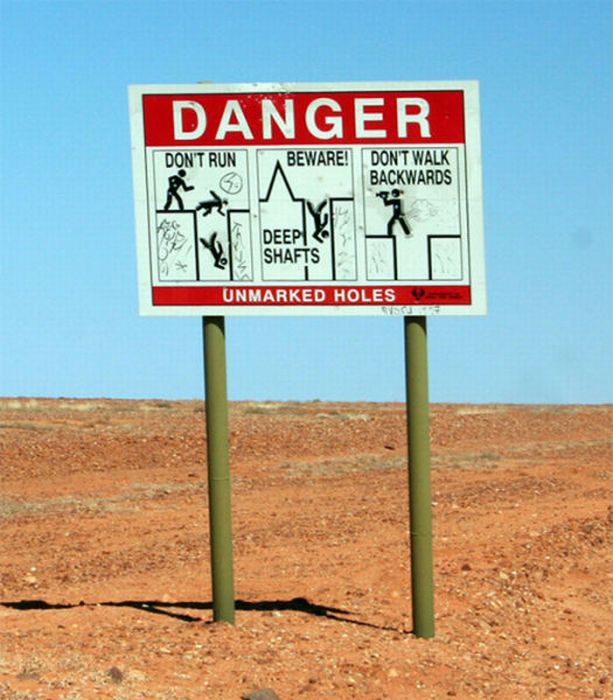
[143,90,465,147]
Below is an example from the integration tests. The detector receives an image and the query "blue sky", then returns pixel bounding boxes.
[1,0,611,403]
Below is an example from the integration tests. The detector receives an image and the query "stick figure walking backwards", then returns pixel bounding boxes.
[377,189,412,237]
[163,169,194,211]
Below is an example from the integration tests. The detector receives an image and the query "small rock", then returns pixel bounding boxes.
[107,667,123,684]
[461,563,471,572]
[241,690,281,700]
[17,668,39,681]
[388,669,400,678]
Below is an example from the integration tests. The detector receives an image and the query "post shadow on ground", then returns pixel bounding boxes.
[0,597,410,633]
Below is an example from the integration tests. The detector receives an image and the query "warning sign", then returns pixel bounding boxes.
[129,81,486,316]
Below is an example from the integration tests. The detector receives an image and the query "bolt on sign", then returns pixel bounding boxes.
[129,81,486,316]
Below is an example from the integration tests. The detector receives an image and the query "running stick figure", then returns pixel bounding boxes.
[163,169,194,211]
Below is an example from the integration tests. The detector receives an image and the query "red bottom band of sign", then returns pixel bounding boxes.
[152,285,471,306]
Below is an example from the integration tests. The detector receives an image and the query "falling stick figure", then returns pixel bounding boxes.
[163,169,194,211]
[196,191,228,217]
[377,189,412,237]
[199,232,228,270]
[307,200,330,244]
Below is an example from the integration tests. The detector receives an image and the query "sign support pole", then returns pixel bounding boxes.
[202,316,235,624]
[404,315,435,638]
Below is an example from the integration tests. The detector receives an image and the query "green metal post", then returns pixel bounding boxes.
[202,316,235,624]
[404,315,435,638]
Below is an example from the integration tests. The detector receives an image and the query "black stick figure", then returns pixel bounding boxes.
[377,189,412,237]
[307,200,330,244]
[199,232,228,270]
[163,169,194,211]
[195,191,228,217]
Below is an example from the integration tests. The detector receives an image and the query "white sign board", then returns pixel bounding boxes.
[129,81,486,316]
